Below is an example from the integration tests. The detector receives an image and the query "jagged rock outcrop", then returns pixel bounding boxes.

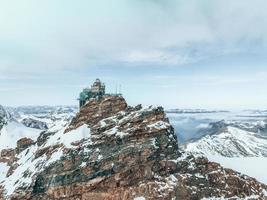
[0,106,11,130]
[16,137,35,154]
[184,124,267,157]
[175,153,267,199]
[21,118,48,130]
[0,148,15,164]
[65,96,127,132]
[0,96,266,200]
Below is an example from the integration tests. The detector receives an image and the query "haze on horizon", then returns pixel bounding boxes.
[1,0,267,110]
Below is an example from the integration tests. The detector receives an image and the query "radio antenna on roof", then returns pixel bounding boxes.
[119,84,121,94]
[115,83,118,95]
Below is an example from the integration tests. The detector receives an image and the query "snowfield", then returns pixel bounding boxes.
[0,105,77,150]
[0,124,90,196]
[0,121,42,150]
[201,195,262,200]
[1,105,267,197]
[44,124,91,148]
[172,110,267,186]
[184,126,267,157]
[183,125,267,184]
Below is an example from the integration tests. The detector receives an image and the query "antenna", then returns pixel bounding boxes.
[115,83,118,95]
[119,84,121,94]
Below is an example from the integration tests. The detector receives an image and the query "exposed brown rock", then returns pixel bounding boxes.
[0,96,266,200]
[175,153,267,200]
[16,137,34,154]
[0,148,15,159]
[65,96,127,133]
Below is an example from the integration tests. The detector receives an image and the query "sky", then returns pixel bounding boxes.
[1,0,267,109]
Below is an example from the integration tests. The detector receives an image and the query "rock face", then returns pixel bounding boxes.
[65,96,127,132]
[184,125,267,157]
[0,96,266,200]
[0,105,11,130]
[175,153,267,199]
[16,137,35,154]
[0,148,15,164]
[21,118,48,130]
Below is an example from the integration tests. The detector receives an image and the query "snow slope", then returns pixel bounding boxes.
[184,126,267,157]
[1,124,91,196]
[168,109,267,144]
[0,105,11,130]
[184,124,267,184]
[0,121,42,150]
[0,105,77,151]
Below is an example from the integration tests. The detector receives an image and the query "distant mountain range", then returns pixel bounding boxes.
[166,109,229,114]
[6,105,78,115]
[0,105,11,130]
[1,99,266,199]
[183,121,267,157]
[0,105,77,150]
[182,119,267,185]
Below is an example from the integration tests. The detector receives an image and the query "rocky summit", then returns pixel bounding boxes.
[0,105,11,131]
[0,96,266,200]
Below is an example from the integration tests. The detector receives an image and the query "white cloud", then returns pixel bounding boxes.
[120,50,191,65]
[0,0,266,77]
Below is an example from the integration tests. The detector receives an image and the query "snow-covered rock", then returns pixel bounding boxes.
[0,121,42,151]
[0,106,11,130]
[166,109,228,114]
[0,97,266,200]
[0,105,74,151]
[0,106,42,151]
[13,106,77,131]
[183,117,267,187]
[184,126,267,157]
[21,118,48,130]
[10,105,77,115]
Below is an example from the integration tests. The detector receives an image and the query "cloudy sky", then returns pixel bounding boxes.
[1,0,267,109]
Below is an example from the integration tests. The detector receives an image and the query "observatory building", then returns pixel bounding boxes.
[78,78,106,108]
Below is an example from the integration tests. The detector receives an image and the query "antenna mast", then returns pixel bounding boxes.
[115,83,117,95]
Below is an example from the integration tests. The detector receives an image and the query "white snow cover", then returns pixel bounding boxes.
[1,124,91,197]
[17,107,76,130]
[44,124,91,148]
[0,105,77,150]
[2,144,63,196]
[148,121,170,130]
[185,125,267,185]
[134,197,146,200]
[99,106,166,139]
[19,114,53,125]
[0,121,42,150]
[185,126,267,157]
[0,163,9,183]
[201,195,261,200]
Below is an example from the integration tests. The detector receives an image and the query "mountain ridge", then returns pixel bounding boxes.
[0,97,266,199]
[184,122,267,157]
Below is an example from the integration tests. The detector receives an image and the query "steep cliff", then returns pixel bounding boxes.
[0,96,266,200]
[0,106,10,131]
[21,118,48,130]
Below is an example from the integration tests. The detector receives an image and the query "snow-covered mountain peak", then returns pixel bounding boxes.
[1,96,266,199]
[184,125,267,157]
[0,105,12,130]
[0,105,11,119]
[0,105,76,151]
